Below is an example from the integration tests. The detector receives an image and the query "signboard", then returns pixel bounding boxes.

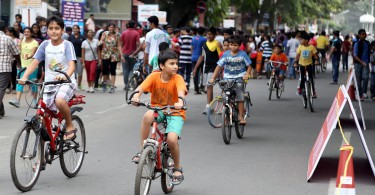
[307,85,375,181]
[16,0,42,9]
[62,0,85,34]
[345,69,366,130]
[196,1,206,14]
[223,19,235,28]
[138,4,159,22]
[84,0,131,20]
[152,11,167,25]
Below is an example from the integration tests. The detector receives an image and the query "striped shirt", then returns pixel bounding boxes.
[178,35,193,64]
[261,40,273,58]
[0,31,20,72]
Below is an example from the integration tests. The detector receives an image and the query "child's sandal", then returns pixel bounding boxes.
[172,167,184,185]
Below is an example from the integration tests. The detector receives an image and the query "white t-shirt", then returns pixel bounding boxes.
[81,39,99,61]
[215,35,224,45]
[138,37,145,60]
[145,28,167,64]
[286,38,300,58]
[33,40,77,83]
[85,18,95,32]
[249,42,256,54]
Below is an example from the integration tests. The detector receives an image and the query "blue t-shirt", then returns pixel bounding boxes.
[354,40,370,64]
[191,35,207,62]
[217,50,251,79]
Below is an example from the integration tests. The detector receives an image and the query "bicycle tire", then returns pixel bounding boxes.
[268,78,274,100]
[10,123,43,192]
[221,107,232,144]
[307,82,314,112]
[276,79,282,99]
[126,76,138,101]
[134,146,155,195]
[244,95,250,118]
[207,96,223,128]
[161,148,174,194]
[235,108,245,139]
[59,115,86,178]
[266,66,271,79]
[302,90,307,109]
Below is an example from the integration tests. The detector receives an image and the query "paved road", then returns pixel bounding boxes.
[1,66,375,195]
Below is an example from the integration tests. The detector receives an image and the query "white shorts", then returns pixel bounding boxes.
[203,72,214,86]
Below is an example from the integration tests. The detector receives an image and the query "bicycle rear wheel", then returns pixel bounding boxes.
[161,148,174,194]
[207,96,223,128]
[221,107,232,144]
[307,82,314,112]
[10,123,43,192]
[268,78,274,100]
[276,79,282,99]
[59,115,86,178]
[126,76,138,101]
[135,146,155,195]
[302,89,307,109]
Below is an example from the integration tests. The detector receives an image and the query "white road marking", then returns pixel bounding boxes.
[0,136,8,140]
[328,132,352,194]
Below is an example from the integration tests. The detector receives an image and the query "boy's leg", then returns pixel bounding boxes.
[55,97,74,134]
[139,110,154,148]
[167,132,181,173]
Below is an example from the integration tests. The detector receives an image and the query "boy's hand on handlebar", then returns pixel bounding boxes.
[243,74,250,80]
[131,97,140,107]
[55,75,67,81]
[17,79,27,85]
[174,102,183,110]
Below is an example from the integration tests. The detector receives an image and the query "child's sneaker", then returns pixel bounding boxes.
[9,99,20,108]
[109,87,115,93]
[102,81,108,92]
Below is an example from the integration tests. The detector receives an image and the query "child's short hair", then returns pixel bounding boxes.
[300,32,310,40]
[223,38,229,44]
[159,42,169,52]
[158,49,178,70]
[173,28,180,34]
[46,15,64,29]
[274,44,283,51]
[181,27,190,33]
[207,27,216,35]
[228,35,242,45]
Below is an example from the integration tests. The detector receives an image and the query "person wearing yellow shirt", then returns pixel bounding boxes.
[294,33,319,98]
[316,31,329,67]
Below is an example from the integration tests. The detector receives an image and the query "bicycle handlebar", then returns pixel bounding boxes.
[267,60,288,66]
[17,67,72,85]
[127,91,187,111]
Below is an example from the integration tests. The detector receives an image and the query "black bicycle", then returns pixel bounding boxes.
[126,59,147,101]
[301,67,314,112]
[217,79,251,144]
[267,61,286,100]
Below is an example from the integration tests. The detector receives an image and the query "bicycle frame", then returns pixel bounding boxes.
[142,110,166,171]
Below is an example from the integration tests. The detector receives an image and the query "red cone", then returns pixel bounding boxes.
[335,144,356,195]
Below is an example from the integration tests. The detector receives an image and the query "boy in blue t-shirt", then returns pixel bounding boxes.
[209,35,251,124]
[19,16,78,141]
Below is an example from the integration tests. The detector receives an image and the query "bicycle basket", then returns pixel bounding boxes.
[219,80,236,91]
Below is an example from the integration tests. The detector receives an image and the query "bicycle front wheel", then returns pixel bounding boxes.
[268,78,274,100]
[207,96,223,128]
[135,146,155,195]
[10,123,43,192]
[126,76,138,101]
[276,80,282,99]
[161,149,174,194]
[307,82,314,112]
[59,115,86,178]
[221,107,232,144]
[321,61,327,72]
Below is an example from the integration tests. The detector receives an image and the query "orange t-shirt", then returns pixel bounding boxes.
[270,53,288,71]
[140,72,187,120]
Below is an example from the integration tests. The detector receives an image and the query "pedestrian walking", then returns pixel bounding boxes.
[68,25,86,90]
[81,29,100,93]
[0,20,21,119]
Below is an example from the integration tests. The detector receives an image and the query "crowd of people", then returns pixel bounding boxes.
[2,13,375,188]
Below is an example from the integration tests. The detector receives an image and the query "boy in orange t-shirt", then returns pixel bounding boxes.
[269,44,288,84]
[131,49,187,185]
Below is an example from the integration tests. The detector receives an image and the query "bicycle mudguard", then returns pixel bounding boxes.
[23,115,36,123]
[70,107,83,115]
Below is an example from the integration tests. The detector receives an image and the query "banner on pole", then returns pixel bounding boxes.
[16,0,42,9]
[61,0,85,34]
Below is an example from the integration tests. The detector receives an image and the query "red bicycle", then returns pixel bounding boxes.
[128,91,187,195]
[10,68,87,192]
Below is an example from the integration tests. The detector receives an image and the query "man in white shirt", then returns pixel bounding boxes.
[95,23,107,40]
[85,14,95,32]
[286,32,300,79]
[143,16,167,73]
